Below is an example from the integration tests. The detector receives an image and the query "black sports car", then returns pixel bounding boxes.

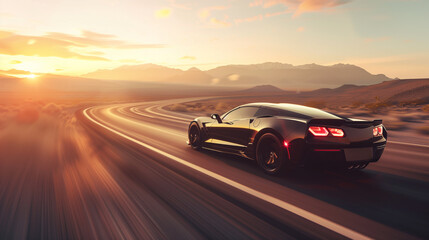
[188,103,387,174]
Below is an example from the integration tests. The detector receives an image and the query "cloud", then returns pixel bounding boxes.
[235,14,264,24]
[155,8,172,18]
[228,74,240,81]
[10,60,22,64]
[45,31,164,49]
[295,0,349,16]
[119,59,143,63]
[82,30,116,39]
[180,56,196,61]
[211,78,220,85]
[210,17,232,28]
[198,6,228,20]
[250,0,286,8]
[0,31,108,61]
[168,0,191,10]
[250,0,350,16]
[0,30,164,61]
[0,69,32,75]
[265,9,293,17]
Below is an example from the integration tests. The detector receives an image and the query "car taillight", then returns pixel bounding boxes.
[308,126,329,136]
[373,125,383,137]
[328,128,344,137]
[309,126,344,137]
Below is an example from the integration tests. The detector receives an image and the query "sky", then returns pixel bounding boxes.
[0,0,428,78]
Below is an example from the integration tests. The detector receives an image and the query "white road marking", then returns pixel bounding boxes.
[131,106,188,124]
[145,105,191,122]
[389,140,429,148]
[84,107,372,240]
[130,107,155,118]
[100,106,185,138]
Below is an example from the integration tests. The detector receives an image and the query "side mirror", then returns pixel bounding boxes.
[211,114,222,123]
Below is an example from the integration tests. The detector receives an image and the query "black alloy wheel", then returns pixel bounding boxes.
[256,133,287,175]
[188,124,201,150]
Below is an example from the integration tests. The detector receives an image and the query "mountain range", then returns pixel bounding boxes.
[83,62,390,89]
[297,78,429,105]
[1,71,427,105]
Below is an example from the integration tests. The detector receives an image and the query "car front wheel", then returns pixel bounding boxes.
[188,123,202,150]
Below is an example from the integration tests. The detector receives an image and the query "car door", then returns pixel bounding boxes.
[207,107,258,152]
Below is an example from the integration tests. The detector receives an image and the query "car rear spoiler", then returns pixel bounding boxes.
[308,118,382,127]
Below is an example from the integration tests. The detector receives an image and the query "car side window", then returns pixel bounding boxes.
[278,110,310,120]
[254,107,278,117]
[255,107,311,119]
[223,107,259,121]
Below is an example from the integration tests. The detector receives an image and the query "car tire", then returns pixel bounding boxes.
[188,123,202,150]
[256,133,288,175]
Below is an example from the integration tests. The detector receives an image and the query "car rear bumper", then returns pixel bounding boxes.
[301,141,386,167]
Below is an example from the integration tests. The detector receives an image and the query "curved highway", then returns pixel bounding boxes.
[71,98,429,239]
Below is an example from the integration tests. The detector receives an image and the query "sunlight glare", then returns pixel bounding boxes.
[24,74,38,82]
[26,74,36,79]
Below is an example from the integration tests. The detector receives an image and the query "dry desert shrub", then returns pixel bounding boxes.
[42,103,63,115]
[417,126,429,135]
[215,102,230,113]
[383,121,407,131]
[166,101,233,114]
[168,104,188,112]
[185,102,207,112]
[351,101,364,109]
[398,113,424,123]
[365,97,389,113]
[15,106,39,124]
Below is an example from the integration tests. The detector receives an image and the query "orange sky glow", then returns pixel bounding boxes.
[0,0,428,79]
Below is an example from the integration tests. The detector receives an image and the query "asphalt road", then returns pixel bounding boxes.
[1,98,428,239]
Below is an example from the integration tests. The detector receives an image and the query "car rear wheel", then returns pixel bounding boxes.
[256,133,287,175]
[188,123,202,150]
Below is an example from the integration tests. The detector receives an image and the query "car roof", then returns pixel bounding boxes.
[240,102,314,109]
[239,102,343,120]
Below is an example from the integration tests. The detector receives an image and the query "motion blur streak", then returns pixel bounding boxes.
[0,114,191,239]
[389,140,429,148]
[84,107,371,240]
[1,98,427,239]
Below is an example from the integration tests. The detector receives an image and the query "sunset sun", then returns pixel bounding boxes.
[26,74,36,79]
[23,73,38,82]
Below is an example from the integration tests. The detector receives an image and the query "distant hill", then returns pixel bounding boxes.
[0,73,234,99]
[1,70,427,105]
[302,78,429,105]
[82,62,390,90]
[388,85,429,103]
[237,85,287,94]
[83,64,182,82]
[207,63,389,89]
[226,79,429,107]
[162,67,213,85]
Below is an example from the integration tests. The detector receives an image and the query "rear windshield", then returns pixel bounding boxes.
[257,105,343,120]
